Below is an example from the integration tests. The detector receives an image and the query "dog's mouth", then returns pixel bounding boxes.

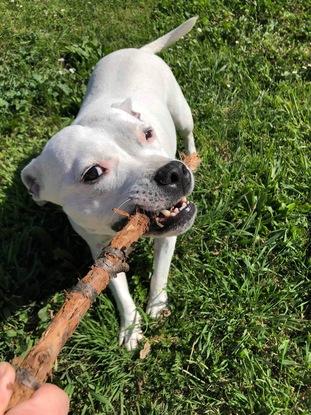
[111,197,196,236]
[144,196,196,236]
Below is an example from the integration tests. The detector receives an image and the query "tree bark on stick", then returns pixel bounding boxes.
[6,153,200,412]
[6,212,149,411]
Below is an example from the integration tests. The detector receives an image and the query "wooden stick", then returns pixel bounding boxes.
[6,153,200,411]
[6,212,149,411]
[181,152,201,172]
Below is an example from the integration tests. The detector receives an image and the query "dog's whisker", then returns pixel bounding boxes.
[112,198,132,216]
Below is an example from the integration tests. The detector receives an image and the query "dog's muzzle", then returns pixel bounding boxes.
[112,160,196,236]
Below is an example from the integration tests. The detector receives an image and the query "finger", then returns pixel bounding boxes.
[7,384,69,415]
[0,362,16,414]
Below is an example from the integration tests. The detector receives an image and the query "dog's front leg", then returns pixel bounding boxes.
[146,236,177,318]
[109,272,143,350]
[82,235,143,350]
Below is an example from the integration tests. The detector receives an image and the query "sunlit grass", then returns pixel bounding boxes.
[0,0,310,413]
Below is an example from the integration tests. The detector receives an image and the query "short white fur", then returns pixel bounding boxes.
[21,17,198,350]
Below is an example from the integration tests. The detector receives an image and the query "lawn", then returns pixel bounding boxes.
[0,0,310,414]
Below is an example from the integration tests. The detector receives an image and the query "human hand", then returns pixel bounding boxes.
[0,362,69,415]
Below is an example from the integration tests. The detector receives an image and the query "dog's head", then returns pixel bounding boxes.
[21,100,196,239]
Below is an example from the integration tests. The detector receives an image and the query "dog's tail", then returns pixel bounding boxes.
[141,16,198,54]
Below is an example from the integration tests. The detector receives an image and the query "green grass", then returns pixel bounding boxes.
[0,0,310,413]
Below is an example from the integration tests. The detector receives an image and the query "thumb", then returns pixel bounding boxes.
[0,363,16,415]
[7,384,69,415]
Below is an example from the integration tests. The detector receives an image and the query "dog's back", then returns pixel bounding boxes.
[76,17,198,121]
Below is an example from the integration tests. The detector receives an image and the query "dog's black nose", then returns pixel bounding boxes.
[154,161,191,192]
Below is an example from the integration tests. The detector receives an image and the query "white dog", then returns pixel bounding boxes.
[21,17,198,350]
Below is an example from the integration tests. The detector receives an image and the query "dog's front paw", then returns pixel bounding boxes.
[146,293,170,319]
[119,314,144,351]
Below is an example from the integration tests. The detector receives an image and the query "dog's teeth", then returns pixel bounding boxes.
[155,217,165,228]
[161,209,171,217]
[180,202,187,211]
[173,207,179,214]
[170,212,177,217]
[181,196,187,203]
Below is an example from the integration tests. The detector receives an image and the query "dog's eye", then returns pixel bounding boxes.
[144,128,153,141]
[81,165,105,183]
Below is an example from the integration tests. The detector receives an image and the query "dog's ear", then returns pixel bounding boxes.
[111,98,141,119]
[21,158,46,206]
